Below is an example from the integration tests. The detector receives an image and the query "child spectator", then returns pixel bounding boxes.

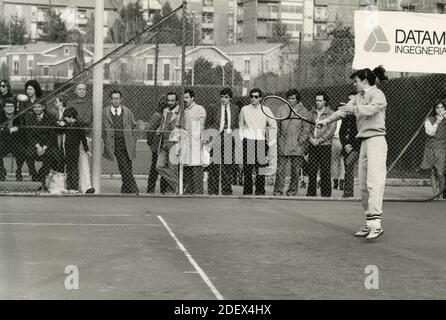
[59,107,90,193]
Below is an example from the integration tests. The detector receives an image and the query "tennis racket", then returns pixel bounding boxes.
[260,95,315,125]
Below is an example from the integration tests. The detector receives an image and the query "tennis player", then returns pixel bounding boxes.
[317,66,388,240]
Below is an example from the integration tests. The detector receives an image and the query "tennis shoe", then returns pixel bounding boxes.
[354,225,370,237]
[366,228,383,240]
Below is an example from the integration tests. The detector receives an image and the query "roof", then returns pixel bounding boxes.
[220,43,282,55]
[4,0,121,10]
[0,43,94,57]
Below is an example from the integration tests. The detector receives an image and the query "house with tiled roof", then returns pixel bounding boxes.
[219,43,295,90]
[102,44,232,86]
[0,42,94,90]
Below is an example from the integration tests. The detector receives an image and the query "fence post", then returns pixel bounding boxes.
[178,0,187,195]
[92,0,104,193]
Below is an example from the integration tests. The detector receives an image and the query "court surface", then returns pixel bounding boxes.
[0,196,445,299]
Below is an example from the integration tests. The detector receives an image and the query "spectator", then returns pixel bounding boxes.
[420,98,446,199]
[102,90,139,194]
[59,107,90,192]
[181,89,206,195]
[331,107,345,191]
[273,89,310,196]
[146,96,169,194]
[339,92,360,198]
[67,83,94,193]
[24,102,64,191]
[239,88,277,195]
[306,92,336,197]
[0,98,26,181]
[0,80,17,108]
[156,91,181,194]
[205,87,239,195]
[21,80,42,112]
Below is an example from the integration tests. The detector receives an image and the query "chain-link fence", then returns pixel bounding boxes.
[0,3,445,200]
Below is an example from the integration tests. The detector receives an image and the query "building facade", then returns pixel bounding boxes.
[236,0,314,43]
[0,43,94,90]
[0,0,122,41]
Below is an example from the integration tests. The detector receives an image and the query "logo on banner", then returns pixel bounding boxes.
[364,26,391,53]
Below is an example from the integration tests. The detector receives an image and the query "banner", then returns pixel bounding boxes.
[353,10,446,74]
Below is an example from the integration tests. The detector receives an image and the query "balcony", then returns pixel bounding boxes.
[313,14,328,23]
[257,12,280,20]
[202,22,214,29]
[202,6,215,13]
[201,38,214,45]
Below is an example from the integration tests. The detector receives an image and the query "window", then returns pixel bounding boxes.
[27,55,34,70]
[64,47,70,56]
[13,56,19,75]
[314,6,328,22]
[147,63,153,81]
[43,66,49,76]
[31,23,37,39]
[163,64,170,81]
[15,6,23,18]
[104,64,110,79]
[402,4,415,11]
[244,59,250,75]
[68,61,74,77]
[31,6,37,21]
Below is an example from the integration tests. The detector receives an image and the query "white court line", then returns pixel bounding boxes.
[0,214,134,217]
[157,215,224,300]
[0,223,162,227]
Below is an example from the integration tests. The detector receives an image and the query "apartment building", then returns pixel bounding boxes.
[236,0,314,43]
[157,0,236,45]
[0,0,122,41]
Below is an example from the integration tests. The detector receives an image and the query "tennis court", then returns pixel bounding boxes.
[1,195,445,299]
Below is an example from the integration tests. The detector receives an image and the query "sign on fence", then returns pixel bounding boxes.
[353,10,446,74]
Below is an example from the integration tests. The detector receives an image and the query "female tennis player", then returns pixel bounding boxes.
[420,98,446,199]
[317,66,388,240]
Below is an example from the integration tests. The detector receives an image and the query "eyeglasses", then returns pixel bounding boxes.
[0,84,6,88]
[250,95,260,99]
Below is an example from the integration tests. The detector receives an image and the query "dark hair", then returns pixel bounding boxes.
[286,89,301,101]
[220,87,233,98]
[315,91,329,104]
[166,91,178,100]
[24,79,43,99]
[0,79,12,97]
[431,97,446,116]
[3,97,15,106]
[63,107,78,119]
[350,66,388,86]
[33,101,46,109]
[110,90,122,98]
[56,94,68,108]
[184,88,195,98]
[1,97,15,112]
[249,88,263,97]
